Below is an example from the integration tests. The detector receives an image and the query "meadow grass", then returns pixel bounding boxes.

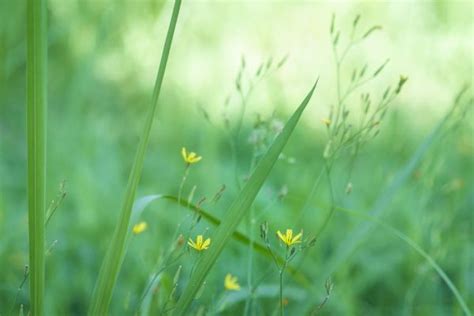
[173,79,318,316]
[1,1,472,315]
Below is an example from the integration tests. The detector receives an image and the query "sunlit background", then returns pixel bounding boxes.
[1,0,473,315]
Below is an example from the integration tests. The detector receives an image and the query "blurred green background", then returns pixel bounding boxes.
[1,0,473,315]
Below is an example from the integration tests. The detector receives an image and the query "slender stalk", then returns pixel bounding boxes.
[279,269,284,316]
[243,206,255,315]
[26,0,47,314]
[279,249,289,316]
[295,167,324,226]
[177,165,190,205]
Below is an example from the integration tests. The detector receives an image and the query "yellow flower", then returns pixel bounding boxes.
[132,221,148,235]
[321,118,331,127]
[277,229,303,247]
[181,147,202,164]
[224,273,241,291]
[187,235,211,251]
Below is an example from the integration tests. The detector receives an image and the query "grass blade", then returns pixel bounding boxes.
[88,1,182,314]
[173,79,319,315]
[334,206,472,316]
[26,0,47,314]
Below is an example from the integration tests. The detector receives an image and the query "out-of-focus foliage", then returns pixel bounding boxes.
[0,1,472,315]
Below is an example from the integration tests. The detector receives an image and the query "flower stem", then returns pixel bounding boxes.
[279,269,284,316]
[178,164,190,205]
[279,248,289,316]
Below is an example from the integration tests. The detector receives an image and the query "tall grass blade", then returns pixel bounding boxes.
[173,79,319,315]
[26,0,47,314]
[88,1,182,314]
[334,206,472,316]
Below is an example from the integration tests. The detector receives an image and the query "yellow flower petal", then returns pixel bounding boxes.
[132,221,147,235]
[187,238,196,249]
[202,238,211,249]
[292,231,303,244]
[224,273,240,291]
[181,147,187,160]
[277,228,303,246]
[181,147,202,164]
[277,230,285,242]
[188,235,211,251]
[196,235,203,246]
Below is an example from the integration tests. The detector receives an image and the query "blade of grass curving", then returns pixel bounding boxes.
[333,206,472,316]
[88,1,182,314]
[26,0,47,314]
[130,194,312,288]
[173,79,319,315]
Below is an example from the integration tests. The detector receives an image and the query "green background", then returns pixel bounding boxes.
[1,0,472,315]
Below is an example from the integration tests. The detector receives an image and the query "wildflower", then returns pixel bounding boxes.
[132,221,147,235]
[187,235,211,251]
[224,273,241,291]
[321,118,331,127]
[181,147,202,164]
[277,229,303,247]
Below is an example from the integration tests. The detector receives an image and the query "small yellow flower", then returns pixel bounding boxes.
[277,229,303,247]
[132,221,148,235]
[181,147,202,164]
[321,118,331,127]
[224,273,241,291]
[187,235,211,251]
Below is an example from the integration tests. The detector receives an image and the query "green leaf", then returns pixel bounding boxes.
[88,1,182,314]
[173,79,319,315]
[27,0,48,314]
